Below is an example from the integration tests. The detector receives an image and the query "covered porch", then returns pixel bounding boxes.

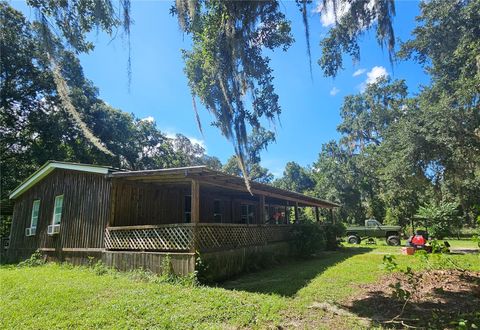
[104,166,339,253]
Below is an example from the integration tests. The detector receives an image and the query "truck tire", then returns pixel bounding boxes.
[386,236,400,246]
[348,235,361,244]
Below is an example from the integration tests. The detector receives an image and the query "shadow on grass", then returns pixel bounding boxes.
[221,247,372,297]
[345,289,480,329]
[343,270,480,329]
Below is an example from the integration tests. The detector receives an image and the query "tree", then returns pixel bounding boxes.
[396,0,480,224]
[312,141,365,224]
[223,156,273,184]
[337,77,408,151]
[0,3,182,210]
[171,133,222,169]
[274,162,314,193]
[22,0,398,182]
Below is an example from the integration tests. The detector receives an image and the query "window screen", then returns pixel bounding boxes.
[184,195,191,223]
[30,200,40,228]
[52,195,63,225]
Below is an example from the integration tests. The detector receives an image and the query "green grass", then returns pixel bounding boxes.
[1,244,479,329]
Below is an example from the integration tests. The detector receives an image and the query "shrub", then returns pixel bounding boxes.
[415,201,460,239]
[322,222,346,250]
[17,250,45,267]
[92,260,110,275]
[290,223,326,257]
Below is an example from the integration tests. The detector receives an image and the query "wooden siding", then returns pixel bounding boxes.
[7,169,111,261]
[111,181,266,226]
[103,251,195,275]
[111,181,188,226]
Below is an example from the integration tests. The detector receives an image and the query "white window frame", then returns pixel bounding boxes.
[26,200,40,236]
[52,195,64,226]
[30,199,40,229]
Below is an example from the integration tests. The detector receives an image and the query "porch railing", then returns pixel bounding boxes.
[104,223,293,252]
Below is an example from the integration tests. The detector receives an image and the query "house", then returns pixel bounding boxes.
[5,161,339,280]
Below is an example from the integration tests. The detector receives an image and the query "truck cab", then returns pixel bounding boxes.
[346,219,402,246]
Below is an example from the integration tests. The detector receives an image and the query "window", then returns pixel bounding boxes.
[240,204,255,224]
[184,195,191,223]
[27,200,40,235]
[366,220,378,227]
[30,200,40,229]
[213,200,222,223]
[52,195,64,225]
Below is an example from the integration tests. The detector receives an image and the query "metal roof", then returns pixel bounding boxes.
[9,161,113,199]
[112,166,340,208]
[9,162,340,208]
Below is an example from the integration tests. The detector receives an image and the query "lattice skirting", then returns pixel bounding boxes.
[104,224,293,252]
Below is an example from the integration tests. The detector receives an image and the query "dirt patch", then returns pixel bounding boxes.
[343,269,480,328]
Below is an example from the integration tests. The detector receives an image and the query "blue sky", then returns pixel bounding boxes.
[14,1,429,177]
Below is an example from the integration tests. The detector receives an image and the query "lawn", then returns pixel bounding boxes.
[1,241,478,329]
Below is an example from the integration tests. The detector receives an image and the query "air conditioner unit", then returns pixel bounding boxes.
[25,227,36,236]
[47,224,61,235]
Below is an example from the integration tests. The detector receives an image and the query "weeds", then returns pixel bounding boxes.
[17,250,45,267]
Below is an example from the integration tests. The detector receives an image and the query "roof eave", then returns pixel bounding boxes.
[9,161,111,200]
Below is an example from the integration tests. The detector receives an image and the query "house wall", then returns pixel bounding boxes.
[111,181,266,225]
[7,169,111,262]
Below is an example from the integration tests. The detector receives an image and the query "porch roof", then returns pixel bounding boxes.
[110,166,340,208]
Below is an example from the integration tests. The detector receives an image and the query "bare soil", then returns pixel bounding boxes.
[343,269,480,328]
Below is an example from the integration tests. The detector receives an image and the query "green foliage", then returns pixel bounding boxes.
[0,2,224,237]
[2,244,479,328]
[310,0,480,231]
[473,234,480,248]
[92,260,110,276]
[273,161,315,193]
[178,1,293,183]
[416,201,460,239]
[322,222,346,250]
[17,250,45,267]
[318,0,396,77]
[21,0,400,183]
[290,223,326,257]
[223,156,273,183]
[0,216,12,238]
[382,254,398,272]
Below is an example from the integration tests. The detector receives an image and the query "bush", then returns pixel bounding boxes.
[322,222,346,250]
[415,201,460,239]
[92,260,110,275]
[290,223,326,257]
[17,250,45,267]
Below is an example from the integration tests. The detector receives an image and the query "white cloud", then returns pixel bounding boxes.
[314,0,376,28]
[141,116,155,123]
[314,1,351,27]
[189,137,206,149]
[165,130,206,151]
[353,68,366,77]
[329,87,340,96]
[366,66,388,84]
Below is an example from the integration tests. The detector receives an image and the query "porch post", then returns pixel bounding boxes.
[294,202,299,223]
[330,208,334,224]
[191,179,200,223]
[315,206,320,222]
[259,194,265,224]
[108,179,118,227]
[191,179,200,252]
